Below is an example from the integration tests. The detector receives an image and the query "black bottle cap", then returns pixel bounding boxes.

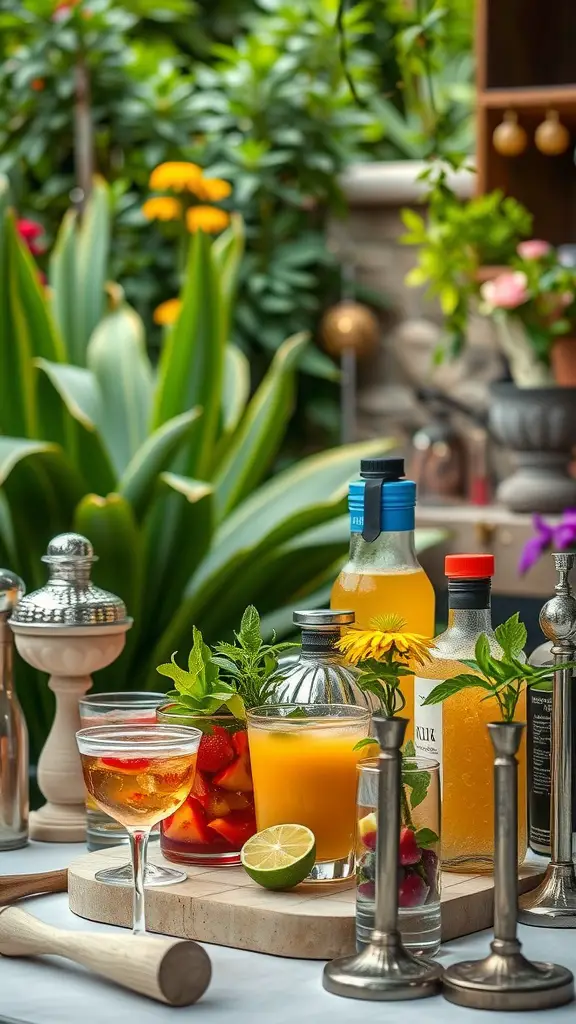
[360,457,405,481]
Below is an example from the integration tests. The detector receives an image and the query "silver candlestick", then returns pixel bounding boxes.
[443,722,573,1010]
[519,551,576,926]
[323,716,443,1000]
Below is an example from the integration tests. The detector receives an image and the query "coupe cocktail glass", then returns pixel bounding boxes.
[79,692,186,886]
[76,724,201,934]
[247,704,371,882]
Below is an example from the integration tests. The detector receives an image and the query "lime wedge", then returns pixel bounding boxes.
[241,824,316,890]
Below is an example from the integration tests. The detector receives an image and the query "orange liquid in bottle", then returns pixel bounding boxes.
[331,567,435,735]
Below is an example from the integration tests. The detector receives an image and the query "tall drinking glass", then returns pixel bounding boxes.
[77,725,201,934]
[247,704,371,882]
[356,755,441,956]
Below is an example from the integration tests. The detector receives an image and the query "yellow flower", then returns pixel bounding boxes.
[186,205,230,234]
[336,614,434,668]
[149,162,203,192]
[194,177,232,202]
[153,298,182,326]
[142,197,182,221]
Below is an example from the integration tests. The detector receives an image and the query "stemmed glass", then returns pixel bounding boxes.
[79,692,188,887]
[76,724,201,934]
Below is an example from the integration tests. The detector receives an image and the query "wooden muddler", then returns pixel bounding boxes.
[0,869,68,903]
[0,906,212,1006]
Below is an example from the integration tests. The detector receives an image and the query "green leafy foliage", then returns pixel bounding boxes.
[400,171,533,359]
[157,626,244,717]
[422,614,576,722]
[212,605,298,709]
[0,184,415,759]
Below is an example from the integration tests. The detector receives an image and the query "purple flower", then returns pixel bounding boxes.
[518,515,554,574]
[518,510,576,575]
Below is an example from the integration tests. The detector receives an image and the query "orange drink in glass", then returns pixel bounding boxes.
[247,704,371,882]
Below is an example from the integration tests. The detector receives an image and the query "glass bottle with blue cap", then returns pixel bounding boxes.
[330,457,435,736]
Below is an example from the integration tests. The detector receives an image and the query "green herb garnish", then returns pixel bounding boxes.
[211,605,297,710]
[157,625,245,719]
[422,613,576,722]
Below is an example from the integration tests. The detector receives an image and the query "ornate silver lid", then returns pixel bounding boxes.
[0,570,25,616]
[9,533,129,628]
[293,609,355,627]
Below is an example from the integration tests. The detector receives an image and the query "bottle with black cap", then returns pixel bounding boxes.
[413,554,527,872]
[331,457,435,737]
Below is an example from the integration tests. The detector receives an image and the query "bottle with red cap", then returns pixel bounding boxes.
[414,553,527,873]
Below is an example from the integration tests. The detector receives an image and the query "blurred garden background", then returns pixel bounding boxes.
[4,0,576,758]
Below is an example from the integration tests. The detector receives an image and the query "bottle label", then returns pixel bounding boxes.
[414,677,443,785]
[527,687,552,854]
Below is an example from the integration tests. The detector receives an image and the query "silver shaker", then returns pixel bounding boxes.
[0,570,28,849]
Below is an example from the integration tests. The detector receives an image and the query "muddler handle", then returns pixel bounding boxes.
[0,906,211,1006]
[0,869,68,903]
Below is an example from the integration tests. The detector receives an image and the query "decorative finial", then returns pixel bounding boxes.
[539,553,576,645]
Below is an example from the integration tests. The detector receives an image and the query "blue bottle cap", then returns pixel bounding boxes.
[348,458,416,537]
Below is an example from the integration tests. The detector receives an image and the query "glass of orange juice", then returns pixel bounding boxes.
[247,703,371,882]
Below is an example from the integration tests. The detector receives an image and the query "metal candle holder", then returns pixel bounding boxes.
[443,722,573,1011]
[519,551,576,927]
[323,716,443,1001]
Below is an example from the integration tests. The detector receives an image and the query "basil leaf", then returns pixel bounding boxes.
[421,674,492,705]
[414,827,439,848]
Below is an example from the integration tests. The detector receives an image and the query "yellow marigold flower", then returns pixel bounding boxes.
[194,177,232,201]
[186,205,230,234]
[142,197,182,221]
[153,298,182,326]
[149,162,202,192]
[336,614,434,668]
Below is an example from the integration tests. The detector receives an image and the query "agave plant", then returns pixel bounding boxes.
[0,178,442,758]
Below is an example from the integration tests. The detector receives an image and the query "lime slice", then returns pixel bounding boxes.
[241,824,316,890]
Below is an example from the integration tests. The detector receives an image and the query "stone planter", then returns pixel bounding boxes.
[489,383,576,513]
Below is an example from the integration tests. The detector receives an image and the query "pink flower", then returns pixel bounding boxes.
[480,271,529,311]
[517,239,552,260]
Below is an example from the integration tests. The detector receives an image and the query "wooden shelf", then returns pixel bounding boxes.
[479,85,576,111]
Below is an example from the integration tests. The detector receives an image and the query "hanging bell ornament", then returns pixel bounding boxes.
[492,111,528,157]
[320,301,379,359]
[535,111,570,156]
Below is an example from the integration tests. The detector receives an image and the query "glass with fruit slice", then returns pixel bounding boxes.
[79,692,167,858]
[356,752,441,957]
[247,703,371,882]
[157,706,256,865]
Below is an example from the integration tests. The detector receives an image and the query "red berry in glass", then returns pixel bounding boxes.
[160,718,256,865]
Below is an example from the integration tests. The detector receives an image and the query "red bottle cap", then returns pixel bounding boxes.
[445,553,495,579]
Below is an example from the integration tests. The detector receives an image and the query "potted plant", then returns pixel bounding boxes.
[401,168,576,513]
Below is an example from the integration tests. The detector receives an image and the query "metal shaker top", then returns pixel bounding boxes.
[9,533,129,627]
[292,609,355,628]
[0,571,25,616]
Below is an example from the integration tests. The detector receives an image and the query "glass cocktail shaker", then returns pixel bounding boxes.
[0,570,28,850]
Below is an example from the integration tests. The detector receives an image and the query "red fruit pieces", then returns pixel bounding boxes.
[232,730,249,758]
[197,727,235,774]
[399,827,422,866]
[398,873,429,908]
[212,755,253,792]
[191,770,211,806]
[162,797,212,844]
[207,810,257,848]
[100,757,151,772]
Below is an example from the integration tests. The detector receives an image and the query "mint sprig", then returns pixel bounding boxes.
[212,605,297,710]
[157,625,245,718]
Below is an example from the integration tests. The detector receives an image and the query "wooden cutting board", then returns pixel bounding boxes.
[68,846,545,960]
